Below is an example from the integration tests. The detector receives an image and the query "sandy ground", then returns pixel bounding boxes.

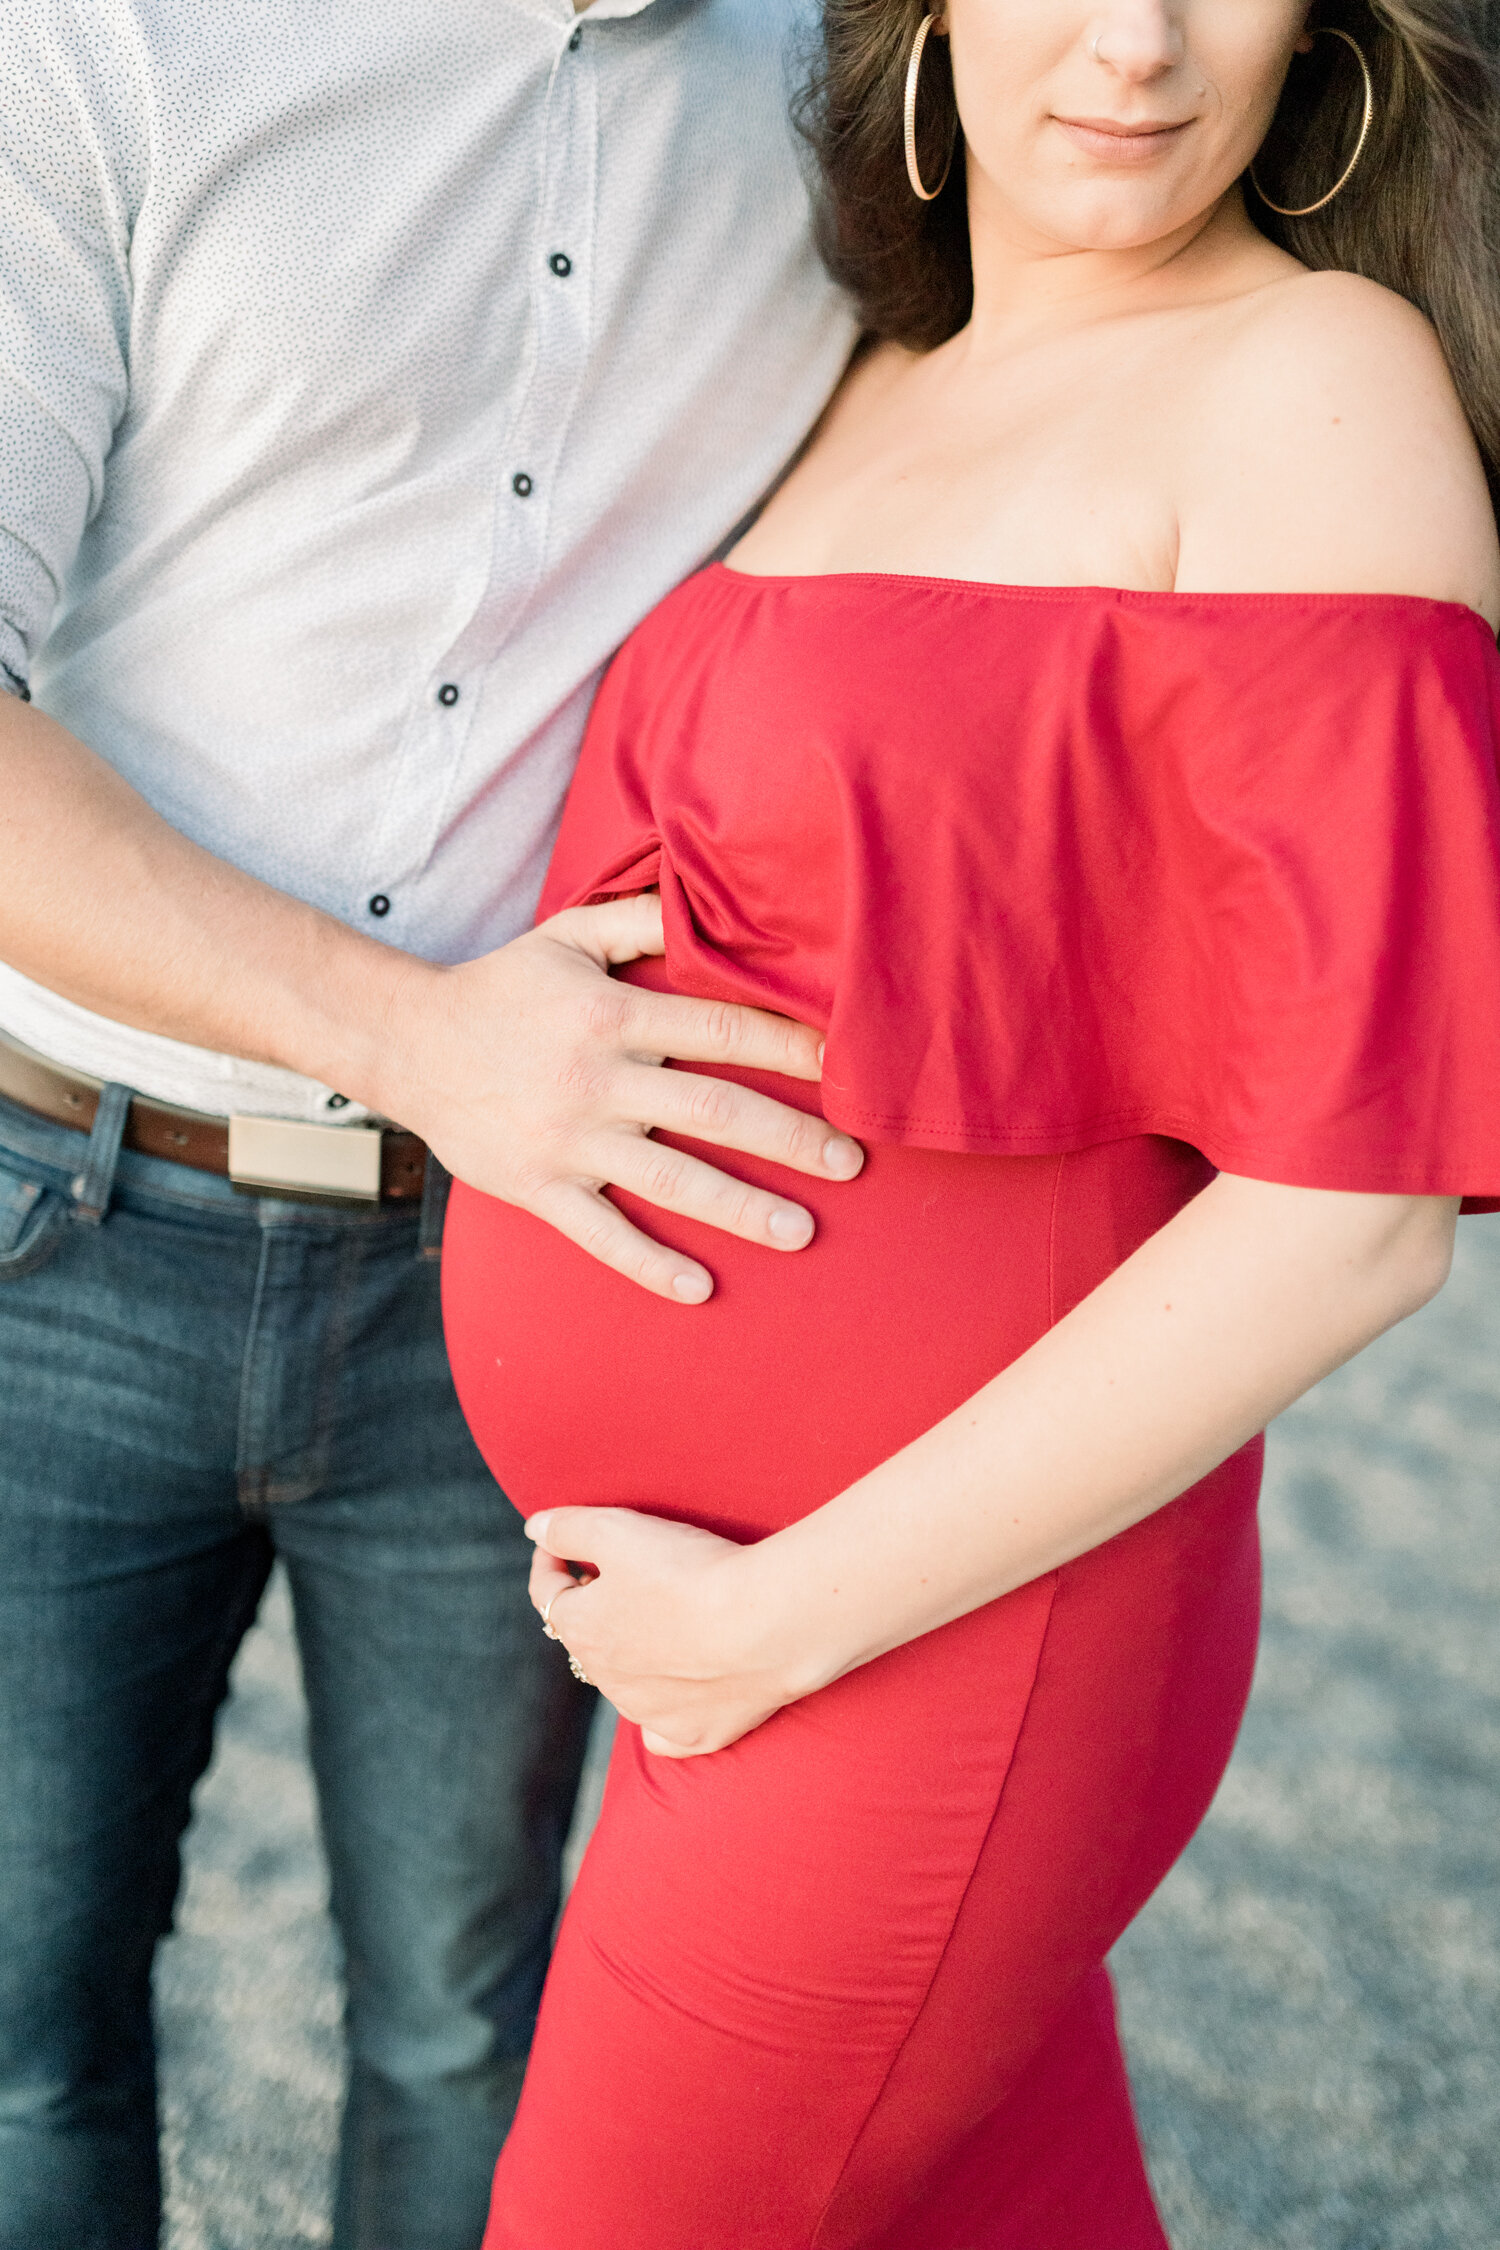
[157,1221,1500,2249]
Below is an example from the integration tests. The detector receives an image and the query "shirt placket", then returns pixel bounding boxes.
[352,18,599,940]
[482,17,599,650]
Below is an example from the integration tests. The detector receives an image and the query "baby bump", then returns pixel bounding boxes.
[440,1061,1216,1540]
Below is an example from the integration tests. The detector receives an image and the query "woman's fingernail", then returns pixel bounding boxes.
[673,1269,712,1302]
[816,1039,826,1067]
[524,1513,551,1543]
[768,1205,813,1245]
[823,1136,861,1177]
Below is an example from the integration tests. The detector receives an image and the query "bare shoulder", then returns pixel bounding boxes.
[1176,268,1500,626]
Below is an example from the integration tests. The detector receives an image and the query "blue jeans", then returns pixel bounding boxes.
[0,1087,592,2250]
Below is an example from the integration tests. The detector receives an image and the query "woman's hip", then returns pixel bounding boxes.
[487,1445,1261,2250]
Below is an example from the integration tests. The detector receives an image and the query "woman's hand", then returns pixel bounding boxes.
[534,1180,1456,1759]
[528,1183,1457,1764]
[526,1507,804,1757]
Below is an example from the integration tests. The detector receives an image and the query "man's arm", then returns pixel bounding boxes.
[0,695,863,1301]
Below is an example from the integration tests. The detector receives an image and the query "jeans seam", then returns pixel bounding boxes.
[236,1226,365,1511]
[304,1229,362,1497]
[235,1229,277,1512]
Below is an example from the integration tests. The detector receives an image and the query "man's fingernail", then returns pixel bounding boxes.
[823,1136,861,1177]
[769,1205,813,1245]
[524,1513,551,1543]
[673,1269,712,1302]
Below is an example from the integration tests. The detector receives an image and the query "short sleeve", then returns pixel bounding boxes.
[808,597,1500,1205]
[0,3,146,688]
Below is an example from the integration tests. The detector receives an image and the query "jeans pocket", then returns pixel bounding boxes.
[0,1163,70,1279]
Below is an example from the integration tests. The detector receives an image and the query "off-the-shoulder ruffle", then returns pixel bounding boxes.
[541,567,1500,1209]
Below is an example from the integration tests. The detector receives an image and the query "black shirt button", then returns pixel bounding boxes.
[568,25,582,48]
[549,252,573,278]
[512,472,534,498]
[368,893,391,918]
[437,682,460,706]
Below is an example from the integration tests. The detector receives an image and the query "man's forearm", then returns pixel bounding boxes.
[0,695,428,1112]
[0,694,861,1299]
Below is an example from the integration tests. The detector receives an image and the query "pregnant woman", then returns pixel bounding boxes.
[443,0,1500,2241]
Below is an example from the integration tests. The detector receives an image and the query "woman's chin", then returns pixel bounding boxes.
[1046,205,1212,254]
[983,164,1234,260]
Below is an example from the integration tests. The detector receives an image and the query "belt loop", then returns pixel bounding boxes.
[71,1082,132,1226]
[417,1150,451,1261]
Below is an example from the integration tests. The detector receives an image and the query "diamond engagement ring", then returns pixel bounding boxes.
[540,1587,572,1641]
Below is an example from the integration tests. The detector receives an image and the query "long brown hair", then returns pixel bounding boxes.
[796,0,1500,497]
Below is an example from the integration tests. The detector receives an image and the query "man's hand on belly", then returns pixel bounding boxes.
[377,892,864,1304]
[0,699,858,1306]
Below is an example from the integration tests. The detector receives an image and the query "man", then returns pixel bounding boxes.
[0,2,858,2243]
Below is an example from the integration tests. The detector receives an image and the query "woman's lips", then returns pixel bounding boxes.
[1053,116,1192,162]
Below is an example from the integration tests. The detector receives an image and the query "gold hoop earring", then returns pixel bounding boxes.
[904,14,958,202]
[1250,26,1374,217]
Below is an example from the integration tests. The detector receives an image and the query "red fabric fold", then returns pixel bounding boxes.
[541,566,1500,1206]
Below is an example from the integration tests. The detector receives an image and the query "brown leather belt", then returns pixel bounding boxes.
[0,1030,428,1201]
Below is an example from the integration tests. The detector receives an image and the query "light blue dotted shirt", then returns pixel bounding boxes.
[0,0,856,1117]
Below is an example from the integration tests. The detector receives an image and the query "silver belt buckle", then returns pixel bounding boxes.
[227,1115,382,1204]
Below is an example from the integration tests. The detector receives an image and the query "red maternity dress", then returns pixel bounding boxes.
[442,570,1500,2250]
